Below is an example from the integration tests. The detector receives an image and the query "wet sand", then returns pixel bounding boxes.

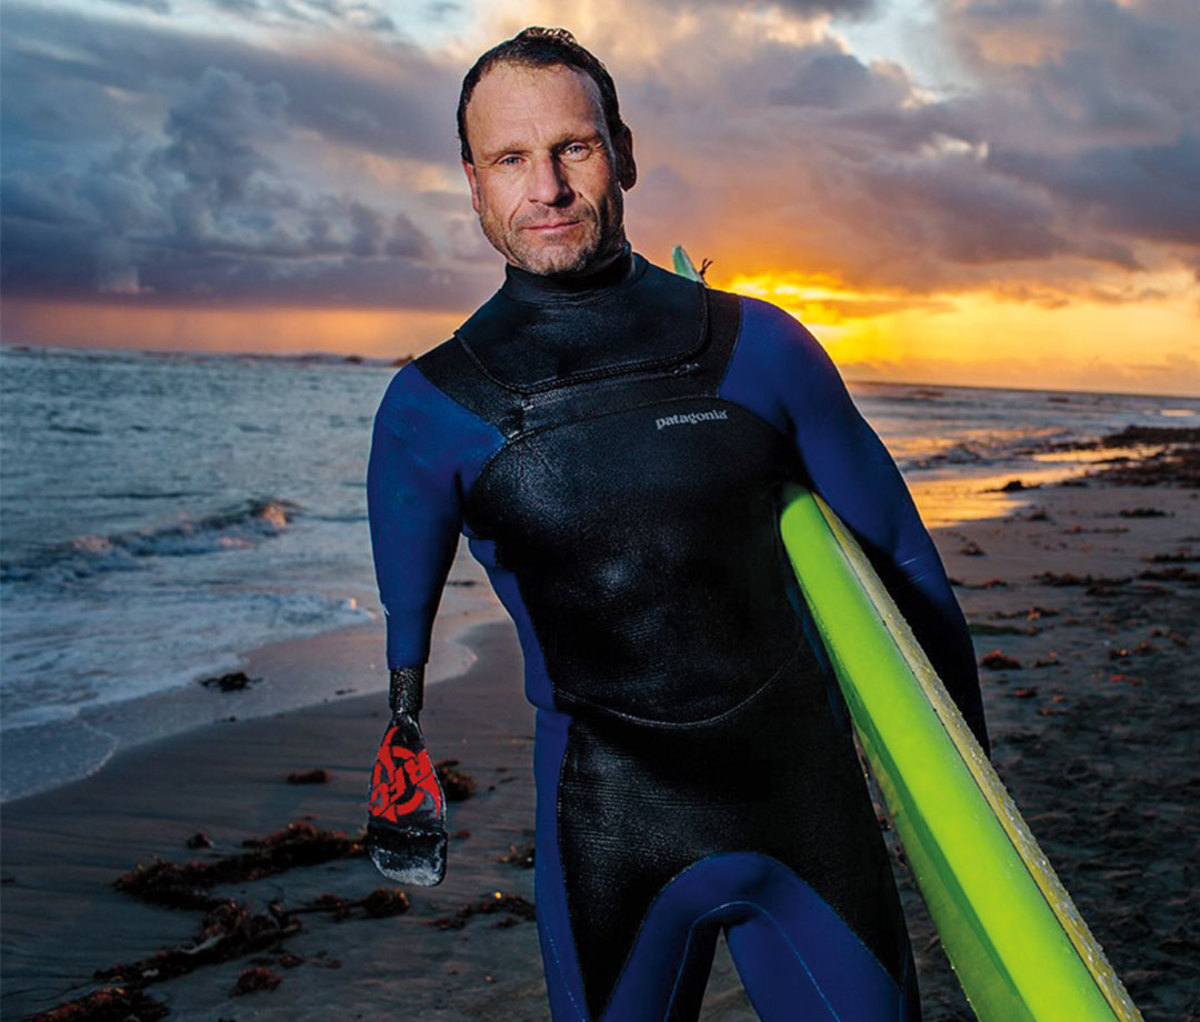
[3,461,1197,1021]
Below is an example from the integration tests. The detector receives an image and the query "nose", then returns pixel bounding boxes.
[527,153,573,206]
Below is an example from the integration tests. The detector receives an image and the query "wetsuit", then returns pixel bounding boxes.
[367,250,988,1021]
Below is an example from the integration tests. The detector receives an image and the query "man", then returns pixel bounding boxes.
[365,27,988,1022]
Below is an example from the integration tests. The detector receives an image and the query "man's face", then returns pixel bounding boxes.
[462,62,636,277]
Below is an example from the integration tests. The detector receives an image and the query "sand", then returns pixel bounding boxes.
[3,470,1197,1021]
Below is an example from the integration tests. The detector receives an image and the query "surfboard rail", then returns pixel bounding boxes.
[780,488,1142,1022]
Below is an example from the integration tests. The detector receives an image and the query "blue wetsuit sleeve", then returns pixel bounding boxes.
[367,366,466,669]
[723,299,989,753]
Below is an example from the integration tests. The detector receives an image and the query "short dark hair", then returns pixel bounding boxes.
[457,27,626,164]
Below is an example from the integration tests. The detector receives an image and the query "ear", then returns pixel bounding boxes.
[462,159,482,214]
[614,125,637,191]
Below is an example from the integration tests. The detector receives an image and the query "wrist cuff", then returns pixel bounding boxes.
[389,666,425,716]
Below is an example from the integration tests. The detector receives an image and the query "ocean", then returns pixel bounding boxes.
[1,344,1195,801]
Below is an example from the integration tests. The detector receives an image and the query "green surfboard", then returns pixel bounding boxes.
[780,490,1140,1021]
[672,245,1142,1021]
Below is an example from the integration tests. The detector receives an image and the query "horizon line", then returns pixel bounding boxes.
[4,340,1199,404]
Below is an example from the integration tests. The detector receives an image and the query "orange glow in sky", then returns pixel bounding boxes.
[7,271,1199,397]
[2,301,463,363]
[711,270,1200,397]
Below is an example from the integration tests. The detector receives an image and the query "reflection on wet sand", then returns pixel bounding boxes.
[909,445,1173,529]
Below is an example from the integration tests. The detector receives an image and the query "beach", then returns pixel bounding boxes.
[3,432,1198,1021]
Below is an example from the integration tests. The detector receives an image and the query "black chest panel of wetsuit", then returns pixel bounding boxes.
[416,253,907,1016]
[420,254,805,723]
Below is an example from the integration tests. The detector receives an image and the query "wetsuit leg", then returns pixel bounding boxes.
[722,860,919,1022]
[538,853,913,1022]
[535,647,915,1021]
[534,709,591,1022]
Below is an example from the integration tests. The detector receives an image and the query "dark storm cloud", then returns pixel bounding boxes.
[0,2,474,308]
[989,134,1200,247]
[4,0,1197,314]
[767,47,907,110]
[161,68,289,208]
[936,0,1200,263]
[951,0,1199,139]
[621,0,1199,295]
[1,3,457,163]
[928,0,1200,255]
[1,60,443,302]
[858,153,1066,264]
[1,177,479,310]
[627,36,1082,288]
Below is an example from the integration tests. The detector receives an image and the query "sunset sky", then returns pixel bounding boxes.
[3,0,1198,395]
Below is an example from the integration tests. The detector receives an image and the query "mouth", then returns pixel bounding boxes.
[523,220,581,234]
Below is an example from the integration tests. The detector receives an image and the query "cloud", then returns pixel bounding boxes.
[605,0,1200,298]
[768,48,908,109]
[1,4,458,163]
[0,2,492,309]
[989,134,1200,247]
[1,0,1197,320]
[663,0,876,15]
[858,151,1067,265]
[106,0,172,12]
[161,68,289,208]
[201,0,397,32]
[928,0,1200,280]
[211,0,269,17]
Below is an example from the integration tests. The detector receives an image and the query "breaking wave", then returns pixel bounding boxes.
[1,498,301,584]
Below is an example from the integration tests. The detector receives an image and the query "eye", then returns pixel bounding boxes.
[561,142,593,161]
[497,154,523,167]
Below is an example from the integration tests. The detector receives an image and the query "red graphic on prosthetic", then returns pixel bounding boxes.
[369,725,443,822]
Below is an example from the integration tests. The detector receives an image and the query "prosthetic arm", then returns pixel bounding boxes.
[363,368,466,886]
[366,665,448,886]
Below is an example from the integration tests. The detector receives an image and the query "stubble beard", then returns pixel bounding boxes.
[481,187,627,278]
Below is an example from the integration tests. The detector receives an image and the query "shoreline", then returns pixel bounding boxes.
[0,622,384,805]
[0,550,502,805]
[0,464,1074,807]
[3,457,1198,1020]
[0,482,1033,808]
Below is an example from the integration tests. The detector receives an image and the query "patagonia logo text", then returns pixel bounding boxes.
[656,409,730,431]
